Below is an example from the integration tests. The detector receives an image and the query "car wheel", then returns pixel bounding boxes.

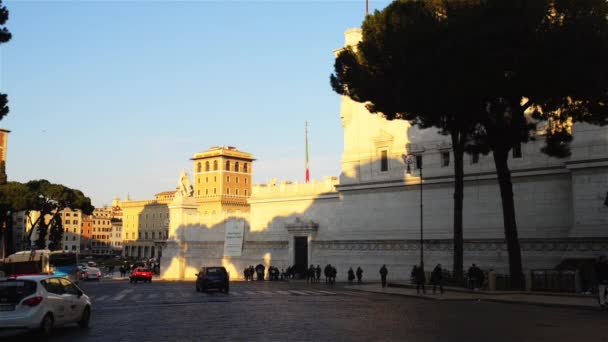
[39,313,53,336]
[224,286,229,294]
[78,306,91,328]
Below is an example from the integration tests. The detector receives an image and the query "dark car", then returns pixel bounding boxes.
[195,267,229,293]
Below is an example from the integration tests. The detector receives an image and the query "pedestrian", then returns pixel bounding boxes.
[316,265,321,283]
[467,264,478,290]
[415,265,426,294]
[330,266,337,285]
[379,264,388,288]
[595,255,608,308]
[356,266,363,284]
[348,267,355,284]
[324,264,331,283]
[431,264,444,295]
[308,264,315,283]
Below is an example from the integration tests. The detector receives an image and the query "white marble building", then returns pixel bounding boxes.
[159,29,608,281]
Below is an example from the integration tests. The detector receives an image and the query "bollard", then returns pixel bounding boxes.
[488,271,496,291]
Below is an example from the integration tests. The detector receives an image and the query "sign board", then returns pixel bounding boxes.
[223,220,245,257]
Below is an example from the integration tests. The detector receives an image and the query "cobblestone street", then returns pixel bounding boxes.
[2,279,607,342]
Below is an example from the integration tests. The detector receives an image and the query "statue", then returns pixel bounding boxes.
[176,170,193,198]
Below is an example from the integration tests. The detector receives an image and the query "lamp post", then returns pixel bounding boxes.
[403,154,424,271]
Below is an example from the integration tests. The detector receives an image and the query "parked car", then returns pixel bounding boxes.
[195,267,229,293]
[79,266,101,281]
[0,275,91,336]
[129,268,152,283]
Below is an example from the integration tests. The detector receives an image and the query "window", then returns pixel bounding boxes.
[73,236,76,241]
[235,162,239,172]
[245,189,248,196]
[205,161,210,171]
[227,176,230,183]
[235,189,239,196]
[441,151,450,167]
[213,160,218,170]
[65,236,69,241]
[380,150,388,172]
[205,189,209,195]
[245,178,248,184]
[66,213,71,217]
[225,161,230,171]
[236,177,239,184]
[206,177,208,183]
[226,188,230,194]
[197,162,202,173]
[197,190,200,196]
[152,232,155,240]
[513,143,522,158]
[214,188,217,194]
[244,163,248,173]
[471,152,479,164]
[145,232,148,240]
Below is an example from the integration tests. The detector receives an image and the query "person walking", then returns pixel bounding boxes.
[379,264,388,288]
[315,265,321,283]
[415,265,426,294]
[356,266,363,284]
[595,255,608,308]
[467,264,478,290]
[348,268,355,284]
[431,264,444,295]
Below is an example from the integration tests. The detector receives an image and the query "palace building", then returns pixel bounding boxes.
[145,28,608,281]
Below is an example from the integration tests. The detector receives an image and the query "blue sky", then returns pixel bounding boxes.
[0,0,391,207]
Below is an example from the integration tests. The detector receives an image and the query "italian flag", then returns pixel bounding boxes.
[305,123,310,183]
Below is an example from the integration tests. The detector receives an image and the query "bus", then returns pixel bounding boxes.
[0,249,52,277]
[49,251,80,283]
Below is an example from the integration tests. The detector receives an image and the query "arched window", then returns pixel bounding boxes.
[225,160,230,171]
[235,162,240,172]
[244,163,248,173]
[205,161,210,171]
[213,160,218,170]
[197,162,202,173]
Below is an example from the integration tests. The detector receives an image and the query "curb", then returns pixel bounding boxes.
[346,286,603,311]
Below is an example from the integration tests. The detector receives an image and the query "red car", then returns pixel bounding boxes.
[129,267,152,283]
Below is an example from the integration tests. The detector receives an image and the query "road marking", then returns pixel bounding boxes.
[257,291,273,295]
[300,290,321,295]
[148,293,158,299]
[95,295,109,302]
[111,289,134,301]
[165,292,175,299]
[276,290,291,295]
[131,294,143,301]
[229,291,240,296]
[317,290,337,295]
[289,290,308,295]
[244,291,256,295]
[180,292,193,298]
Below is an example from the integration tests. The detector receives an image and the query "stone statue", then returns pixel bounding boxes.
[177,170,193,198]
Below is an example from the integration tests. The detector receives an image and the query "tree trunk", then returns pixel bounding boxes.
[492,147,525,289]
[451,132,465,280]
[4,213,14,255]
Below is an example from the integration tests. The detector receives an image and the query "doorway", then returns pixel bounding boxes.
[294,237,308,278]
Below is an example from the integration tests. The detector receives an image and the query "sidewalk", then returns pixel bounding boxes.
[343,282,603,311]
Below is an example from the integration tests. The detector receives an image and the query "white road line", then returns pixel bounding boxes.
[165,292,176,299]
[111,289,134,301]
[180,292,193,298]
[317,290,337,295]
[244,291,256,295]
[95,295,109,302]
[229,291,240,296]
[289,290,308,295]
[131,294,143,301]
[148,293,158,299]
[276,290,291,295]
[257,291,273,295]
[300,290,321,295]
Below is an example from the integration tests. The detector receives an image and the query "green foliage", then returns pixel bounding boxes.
[0,0,10,122]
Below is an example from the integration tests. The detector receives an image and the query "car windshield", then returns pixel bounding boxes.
[0,279,37,305]
[206,268,225,275]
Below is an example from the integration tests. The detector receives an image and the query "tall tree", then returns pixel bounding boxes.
[331,0,608,287]
[25,180,94,249]
[0,0,12,123]
[0,182,36,256]
[331,0,482,277]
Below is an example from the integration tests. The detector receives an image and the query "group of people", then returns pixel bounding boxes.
[408,264,445,295]
[306,265,322,283]
[347,267,364,284]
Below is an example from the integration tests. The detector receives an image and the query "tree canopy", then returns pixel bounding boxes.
[331,0,608,286]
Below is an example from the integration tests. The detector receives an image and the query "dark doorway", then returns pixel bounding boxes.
[294,237,308,278]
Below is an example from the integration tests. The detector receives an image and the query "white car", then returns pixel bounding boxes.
[0,275,92,335]
[79,267,101,281]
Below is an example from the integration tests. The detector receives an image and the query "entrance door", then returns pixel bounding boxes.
[294,237,308,278]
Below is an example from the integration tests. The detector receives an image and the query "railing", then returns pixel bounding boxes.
[530,270,577,293]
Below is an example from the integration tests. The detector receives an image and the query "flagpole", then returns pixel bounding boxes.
[305,121,310,183]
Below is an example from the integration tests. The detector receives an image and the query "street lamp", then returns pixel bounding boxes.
[403,154,424,272]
